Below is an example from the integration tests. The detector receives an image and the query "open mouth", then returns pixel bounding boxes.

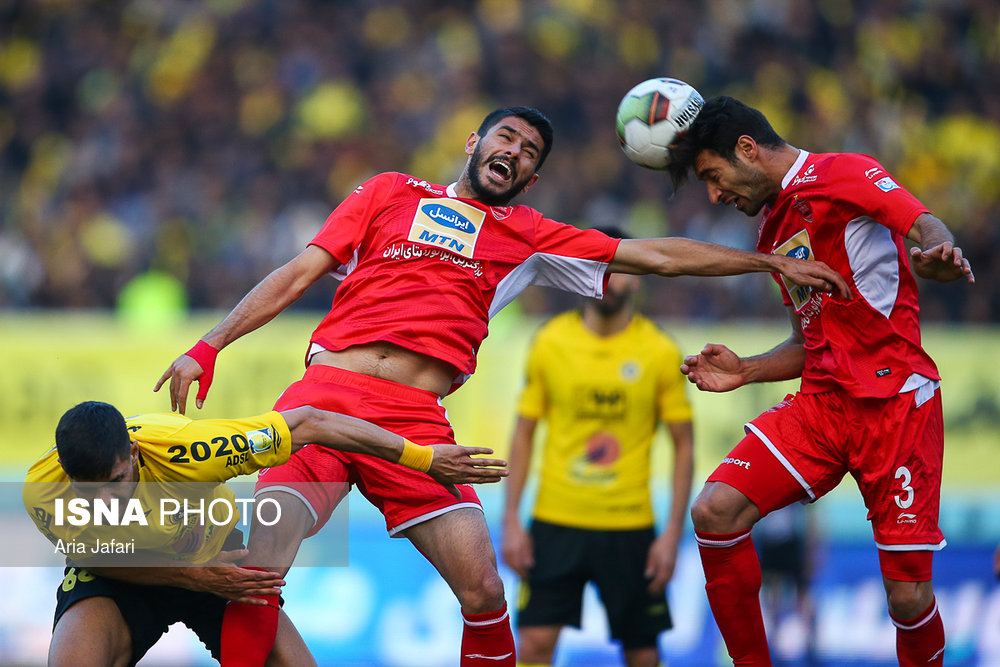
[488,158,513,183]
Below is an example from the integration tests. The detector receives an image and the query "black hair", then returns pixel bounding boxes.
[55,401,131,481]
[477,106,554,170]
[590,225,632,240]
[667,96,785,190]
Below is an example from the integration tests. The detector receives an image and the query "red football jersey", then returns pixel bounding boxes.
[307,172,620,387]
[758,151,939,397]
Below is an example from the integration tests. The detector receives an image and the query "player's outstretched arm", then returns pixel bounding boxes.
[609,237,852,299]
[154,245,338,414]
[682,308,806,391]
[907,213,975,284]
[281,406,508,493]
[79,549,285,605]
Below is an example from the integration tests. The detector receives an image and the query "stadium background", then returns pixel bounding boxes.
[1,1,998,665]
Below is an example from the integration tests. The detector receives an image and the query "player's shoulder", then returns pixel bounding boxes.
[392,173,449,197]
[24,445,64,484]
[125,412,193,436]
[810,152,884,180]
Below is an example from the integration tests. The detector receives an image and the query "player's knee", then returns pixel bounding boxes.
[690,482,756,533]
[884,578,934,620]
[456,570,506,613]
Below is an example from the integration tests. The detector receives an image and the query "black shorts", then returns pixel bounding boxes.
[516,520,672,650]
[52,530,245,666]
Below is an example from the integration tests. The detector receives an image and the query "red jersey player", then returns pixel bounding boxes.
[156,106,849,666]
[667,97,974,667]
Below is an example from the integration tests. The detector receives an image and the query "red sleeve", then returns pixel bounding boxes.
[533,216,621,262]
[533,216,621,293]
[309,172,399,264]
[831,155,929,236]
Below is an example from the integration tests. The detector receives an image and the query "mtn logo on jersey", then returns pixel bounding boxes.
[245,426,277,454]
[773,229,816,310]
[407,198,486,259]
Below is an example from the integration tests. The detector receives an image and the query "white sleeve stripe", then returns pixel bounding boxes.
[489,252,608,320]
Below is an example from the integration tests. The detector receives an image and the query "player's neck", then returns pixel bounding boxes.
[581,306,633,337]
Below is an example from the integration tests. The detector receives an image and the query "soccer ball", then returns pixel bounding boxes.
[615,78,704,170]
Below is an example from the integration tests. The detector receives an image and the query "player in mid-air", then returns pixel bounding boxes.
[502,228,694,667]
[25,401,503,667]
[667,96,974,666]
[156,106,850,666]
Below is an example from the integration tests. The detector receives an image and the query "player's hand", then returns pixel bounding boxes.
[772,256,852,300]
[189,549,285,604]
[154,340,218,414]
[500,521,534,578]
[427,445,508,499]
[681,343,746,392]
[910,242,975,284]
[645,531,680,595]
[154,355,203,415]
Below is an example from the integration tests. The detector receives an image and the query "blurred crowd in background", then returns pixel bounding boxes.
[1,0,997,321]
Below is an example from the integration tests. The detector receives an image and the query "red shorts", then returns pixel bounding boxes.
[255,365,481,537]
[709,387,945,559]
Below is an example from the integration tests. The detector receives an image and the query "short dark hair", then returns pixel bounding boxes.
[667,96,785,190]
[55,401,131,481]
[478,106,554,170]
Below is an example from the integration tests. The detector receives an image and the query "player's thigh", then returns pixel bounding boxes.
[854,391,945,554]
[592,529,671,651]
[707,393,849,520]
[401,506,503,609]
[517,521,589,630]
[50,596,132,667]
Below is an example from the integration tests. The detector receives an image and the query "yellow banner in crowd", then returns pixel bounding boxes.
[1,312,997,488]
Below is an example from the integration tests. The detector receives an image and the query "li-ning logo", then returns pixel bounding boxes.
[722,457,751,470]
[897,512,918,524]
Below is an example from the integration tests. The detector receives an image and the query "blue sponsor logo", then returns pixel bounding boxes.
[422,204,476,234]
[788,245,810,260]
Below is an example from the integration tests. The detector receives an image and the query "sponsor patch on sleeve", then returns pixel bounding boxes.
[245,427,275,454]
[874,176,900,193]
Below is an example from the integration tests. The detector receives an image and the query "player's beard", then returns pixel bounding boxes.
[466,143,531,206]
[592,287,632,317]
[731,161,773,216]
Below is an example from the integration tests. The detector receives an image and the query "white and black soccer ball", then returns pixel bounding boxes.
[615,78,704,170]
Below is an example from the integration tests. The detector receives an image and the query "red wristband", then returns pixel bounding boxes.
[185,340,219,401]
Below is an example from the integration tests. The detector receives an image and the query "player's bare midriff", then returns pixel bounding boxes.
[309,342,456,397]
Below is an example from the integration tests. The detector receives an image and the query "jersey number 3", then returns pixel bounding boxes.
[893,466,915,509]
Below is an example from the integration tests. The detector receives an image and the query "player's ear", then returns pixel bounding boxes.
[521,173,540,194]
[737,135,758,161]
[465,132,479,156]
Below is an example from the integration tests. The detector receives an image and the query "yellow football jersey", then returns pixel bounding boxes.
[518,312,692,530]
[23,411,291,563]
